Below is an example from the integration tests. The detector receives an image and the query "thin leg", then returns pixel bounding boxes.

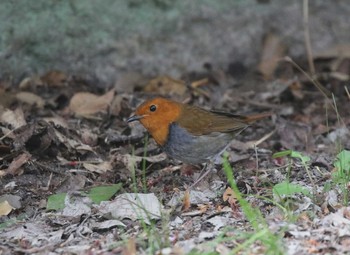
[190,162,213,188]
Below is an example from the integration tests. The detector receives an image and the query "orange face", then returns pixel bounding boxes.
[128,98,182,145]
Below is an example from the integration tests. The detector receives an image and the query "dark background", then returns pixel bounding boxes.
[1,1,348,86]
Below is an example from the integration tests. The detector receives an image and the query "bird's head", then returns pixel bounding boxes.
[127,97,182,145]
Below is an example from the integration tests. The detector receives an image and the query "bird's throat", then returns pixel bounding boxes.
[150,127,169,146]
[140,119,169,146]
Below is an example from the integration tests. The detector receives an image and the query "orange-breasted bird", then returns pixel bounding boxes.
[127,97,271,167]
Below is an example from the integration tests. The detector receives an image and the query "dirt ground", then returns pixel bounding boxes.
[1,2,350,255]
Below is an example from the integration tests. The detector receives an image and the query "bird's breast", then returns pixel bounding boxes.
[162,123,233,164]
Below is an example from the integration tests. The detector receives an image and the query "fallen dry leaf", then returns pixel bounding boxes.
[182,189,191,211]
[109,94,123,116]
[43,116,68,128]
[115,153,167,172]
[53,128,95,154]
[18,75,43,90]
[69,89,115,117]
[41,70,68,87]
[122,237,136,255]
[0,107,26,129]
[144,76,187,96]
[223,187,238,207]
[0,201,14,216]
[197,204,209,214]
[5,152,31,176]
[258,33,287,80]
[207,216,229,231]
[169,190,213,208]
[92,219,126,230]
[61,193,92,217]
[15,92,45,108]
[13,121,57,154]
[98,193,162,224]
[83,161,112,174]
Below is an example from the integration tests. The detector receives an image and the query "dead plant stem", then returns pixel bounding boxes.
[303,0,316,75]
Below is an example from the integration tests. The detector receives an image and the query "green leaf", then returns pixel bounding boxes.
[334,150,350,172]
[0,213,27,230]
[86,183,122,204]
[46,184,122,211]
[46,193,67,211]
[272,150,310,164]
[272,150,292,158]
[0,218,16,230]
[273,181,310,197]
[290,151,310,163]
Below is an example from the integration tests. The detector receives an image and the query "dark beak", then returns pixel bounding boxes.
[127,115,143,123]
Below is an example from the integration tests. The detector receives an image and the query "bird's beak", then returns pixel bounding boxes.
[127,115,143,123]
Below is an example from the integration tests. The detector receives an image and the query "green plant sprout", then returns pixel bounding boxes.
[273,150,315,198]
[222,153,284,255]
[332,150,350,204]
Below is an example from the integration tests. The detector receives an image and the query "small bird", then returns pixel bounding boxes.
[128,97,270,182]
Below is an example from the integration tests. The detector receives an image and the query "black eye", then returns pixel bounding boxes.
[150,105,157,112]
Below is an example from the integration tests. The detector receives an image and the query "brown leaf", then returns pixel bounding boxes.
[223,187,237,207]
[198,204,209,213]
[83,161,112,174]
[182,189,191,211]
[15,92,45,108]
[18,75,43,90]
[5,152,31,176]
[144,76,187,96]
[69,89,115,117]
[43,116,68,128]
[122,237,136,255]
[109,94,123,116]
[0,201,14,216]
[41,70,68,87]
[258,33,287,80]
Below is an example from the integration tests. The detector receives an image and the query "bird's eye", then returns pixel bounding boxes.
[150,105,157,112]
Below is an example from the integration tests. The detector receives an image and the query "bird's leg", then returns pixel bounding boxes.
[190,161,214,188]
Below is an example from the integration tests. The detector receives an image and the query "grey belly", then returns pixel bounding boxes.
[162,123,233,164]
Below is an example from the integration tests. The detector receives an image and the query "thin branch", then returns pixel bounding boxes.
[345,86,350,101]
[284,56,345,126]
[303,0,316,76]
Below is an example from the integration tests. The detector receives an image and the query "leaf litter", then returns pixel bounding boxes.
[0,37,350,255]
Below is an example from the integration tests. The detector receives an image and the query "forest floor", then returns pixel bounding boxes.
[1,32,350,255]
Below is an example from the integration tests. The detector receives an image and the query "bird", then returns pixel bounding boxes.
[127,97,271,184]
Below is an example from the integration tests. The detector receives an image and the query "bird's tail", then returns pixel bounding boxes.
[243,112,273,123]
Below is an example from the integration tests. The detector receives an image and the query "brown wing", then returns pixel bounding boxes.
[210,110,272,123]
[176,105,249,136]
